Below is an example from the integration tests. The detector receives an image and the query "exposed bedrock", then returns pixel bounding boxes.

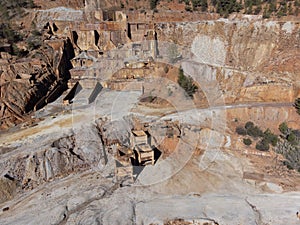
[0,124,105,204]
[0,37,75,130]
[157,20,300,103]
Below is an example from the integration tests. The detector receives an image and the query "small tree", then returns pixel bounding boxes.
[279,122,289,136]
[27,0,36,8]
[178,67,198,98]
[245,121,254,130]
[287,133,297,145]
[243,138,252,146]
[247,126,263,138]
[263,128,278,147]
[294,98,300,115]
[150,0,159,10]
[236,126,247,135]
[256,139,270,151]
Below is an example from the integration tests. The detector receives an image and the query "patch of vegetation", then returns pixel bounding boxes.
[179,0,299,18]
[150,0,159,9]
[294,98,300,115]
[0,24,23,44]
[255,138,270,151]
[212,0,243,17]
[236,121,278,151]
[245,121,254,130]
[0,0,36,20]
[276,140,300,171]
[177,67,198,98]
[192,0,208,11]
[236,126,247,135]
[275,122,300,172]
[276,1,287,17]
[279,122,289,136]
[244,121,263,138]
[0,0,41,57]
[236,121,300,172]
[263,128,278,147]
[243,138,252,146]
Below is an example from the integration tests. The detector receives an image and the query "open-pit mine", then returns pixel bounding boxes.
[0,0,300,224]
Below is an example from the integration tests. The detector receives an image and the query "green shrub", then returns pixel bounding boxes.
[215,0,242,15]
[279,122,289,136]
[245,121,254,130]
[287,133,297,145]
[247,125,263,138]
[283,161,294,170]
[294,98,300,115]
[0,24,23,43]
[150,0,159,9]
[243,138,252,146]
[244,121,263,138]
[178,67,198,98]
[263,128,278,147]
[0,0,36,21]
[236,126,247,135]
[255,139,270,151]
[192,0,208,11]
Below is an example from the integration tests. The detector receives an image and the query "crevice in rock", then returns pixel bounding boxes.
[245,198,263,225]
[197,217,219,225]
[96,128,108,165]
[131,200,136,225]
[69,148,83,161]
[4,174,15,181]
[57,183,120,225]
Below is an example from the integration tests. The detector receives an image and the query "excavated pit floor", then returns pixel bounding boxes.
[0,88,300,225]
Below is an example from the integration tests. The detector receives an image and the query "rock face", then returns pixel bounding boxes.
[33,0,85,10]
[160,20,300,104]
[1,4,300,224]
[0,59,56,129]
[0,37,74,130]
[3,8,300,130]
[0,124,105,203]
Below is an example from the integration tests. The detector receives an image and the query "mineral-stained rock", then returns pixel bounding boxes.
[0,38,74,130]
